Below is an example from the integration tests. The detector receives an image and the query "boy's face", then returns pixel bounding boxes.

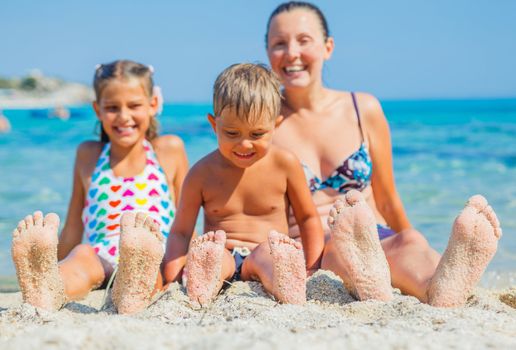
[208,109,277,168]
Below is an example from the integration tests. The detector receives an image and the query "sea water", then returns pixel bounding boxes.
[0,99,515,284]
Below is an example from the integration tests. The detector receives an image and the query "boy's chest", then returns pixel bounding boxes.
[202,170,288,218]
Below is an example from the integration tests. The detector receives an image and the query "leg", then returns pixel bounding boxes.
[58,244,107,300]
[380,229,440,302]
[321,190,393,301]
[427,195,501,307]
[241,231,306,304]
[111,212,166,314]
[185,230,235,306]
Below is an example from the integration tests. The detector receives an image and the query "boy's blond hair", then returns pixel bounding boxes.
[213,63,282,123]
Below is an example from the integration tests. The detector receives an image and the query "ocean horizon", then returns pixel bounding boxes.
[1,98,515,289]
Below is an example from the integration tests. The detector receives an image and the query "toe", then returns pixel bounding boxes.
[135,212,146,227]
[214,230,226,244]
[268,230,281,246]
[346,189,363,206]
[24,215,34,229]
[120,212,136,229]
[43,213,60,231]
[333,199,345,211]
[17,219,27,232]
[466,194,488,212]
[33,211,44,226]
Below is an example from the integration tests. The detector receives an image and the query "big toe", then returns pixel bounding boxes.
[345,189,364,206]
[268,230,282,246]
[120,212,136,229]
[213,230,226,244]
[43,213,60,231]
[466,194,488,212]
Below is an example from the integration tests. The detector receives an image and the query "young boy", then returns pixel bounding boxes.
[162,63,324,305]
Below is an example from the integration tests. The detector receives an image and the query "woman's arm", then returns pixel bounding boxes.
[283,150,325,272]
[360,93,412,233]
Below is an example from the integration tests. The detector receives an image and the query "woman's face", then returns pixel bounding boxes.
[267,9,333,91]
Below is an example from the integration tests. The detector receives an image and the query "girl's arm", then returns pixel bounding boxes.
[57,143,94,260]
[360,93,412,233]
[162,166,203,283]
[283,151,325,273]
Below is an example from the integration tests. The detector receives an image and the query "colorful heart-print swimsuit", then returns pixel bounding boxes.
[81,140,175,267]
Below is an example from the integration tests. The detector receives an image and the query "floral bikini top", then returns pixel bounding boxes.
[302,92,373,193]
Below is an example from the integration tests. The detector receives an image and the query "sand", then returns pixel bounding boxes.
[0,270,515,349]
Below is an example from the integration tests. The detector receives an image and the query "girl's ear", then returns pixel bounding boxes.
[207,113,217,132]
[92,101,101,119]
[149,94,159,116]
[324,36,335,60]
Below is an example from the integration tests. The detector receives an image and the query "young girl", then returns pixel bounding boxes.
[11,60,188,314]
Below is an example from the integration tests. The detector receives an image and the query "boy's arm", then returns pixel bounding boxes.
[284,152,325,273]
[162,166,203,284]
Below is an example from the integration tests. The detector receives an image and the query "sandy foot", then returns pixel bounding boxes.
[268,230,307,304]
[328,190,393,301]
[428,195,501,307]
[11,211,65,310]
[186,230,226,307]
[112,212,164,314]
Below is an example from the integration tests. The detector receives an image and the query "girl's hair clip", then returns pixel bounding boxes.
[148,65,155,74]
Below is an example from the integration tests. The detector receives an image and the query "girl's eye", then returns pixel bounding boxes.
[130,104,143,109]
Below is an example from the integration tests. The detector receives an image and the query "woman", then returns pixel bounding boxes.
[266,1,501,306]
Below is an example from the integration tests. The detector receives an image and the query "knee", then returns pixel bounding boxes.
[71,244,97,259]
[394,229,429,250]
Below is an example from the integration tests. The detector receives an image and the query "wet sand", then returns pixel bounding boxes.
[1,270,515,349]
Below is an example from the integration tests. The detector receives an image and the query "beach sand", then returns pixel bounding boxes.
[1,270,515,349]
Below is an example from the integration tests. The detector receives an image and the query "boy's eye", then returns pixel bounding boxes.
[251,132,266,138]
[105,106,118,112]
[225,131,239,137]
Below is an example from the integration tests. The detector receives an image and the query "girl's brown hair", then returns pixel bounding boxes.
[94,60,158,142]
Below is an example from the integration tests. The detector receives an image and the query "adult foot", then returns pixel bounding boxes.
[328,190,393,301]
[186,230,226,306]
[11,211,65,310]
[112,212,164,314]
[268,230,307,304]
[428,195,501,307]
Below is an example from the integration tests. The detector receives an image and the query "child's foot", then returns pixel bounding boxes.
[328,190,393,301]
[11,211,65,310]
[428,195,501,307]
[268,230,307,304]
[112,212,164,314]
[186,230,226,306]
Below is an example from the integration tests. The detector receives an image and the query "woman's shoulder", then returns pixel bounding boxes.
[350,92,385,121]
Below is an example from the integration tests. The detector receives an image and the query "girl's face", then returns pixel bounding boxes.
[93,78,157,148]
[267,9,334,91]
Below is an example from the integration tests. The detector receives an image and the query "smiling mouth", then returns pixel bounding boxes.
[233,151,256,159]
[114,126,137,135]
[283,65,306,75]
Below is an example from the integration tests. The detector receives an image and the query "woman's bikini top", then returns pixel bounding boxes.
[302,92,373,194]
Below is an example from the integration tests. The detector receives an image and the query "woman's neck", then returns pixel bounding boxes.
[283,82,330,112]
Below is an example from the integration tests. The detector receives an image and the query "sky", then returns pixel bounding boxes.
[1,0,516,102]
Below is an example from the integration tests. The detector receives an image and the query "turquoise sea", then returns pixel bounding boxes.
[0,99,515,286]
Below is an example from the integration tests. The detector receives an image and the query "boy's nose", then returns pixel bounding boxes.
[238,139,253,149]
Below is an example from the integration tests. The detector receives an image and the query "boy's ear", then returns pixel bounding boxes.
[207,113,217,132]
[92,101,101,119]
[274,115,284,127]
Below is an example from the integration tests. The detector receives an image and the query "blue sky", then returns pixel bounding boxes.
[2,0,515,101]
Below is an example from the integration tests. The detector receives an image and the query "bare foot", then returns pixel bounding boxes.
[428,195,502,307]
[268,230,307,304]
[112,212,164,314]
[186,230,226,306]
[328,190,393,301]
[11,211,65,310]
